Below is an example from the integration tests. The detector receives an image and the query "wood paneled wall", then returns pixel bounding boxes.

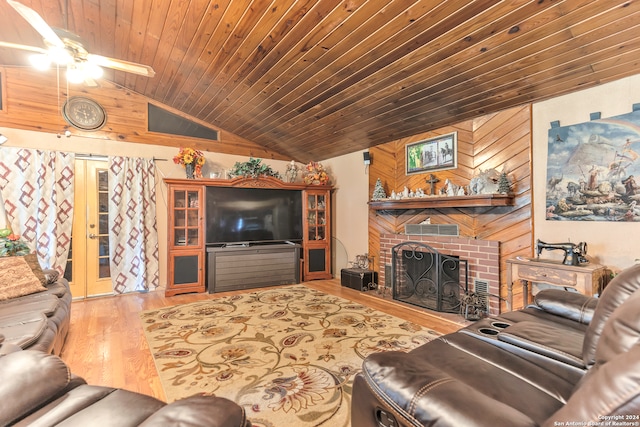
[368,105,533,310]
[0,67,286,160]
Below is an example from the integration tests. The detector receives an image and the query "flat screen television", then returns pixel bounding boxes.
[205,186,303,245]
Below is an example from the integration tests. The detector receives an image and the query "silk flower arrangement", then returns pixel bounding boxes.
[173,147,205,178]
[303,161,330,185]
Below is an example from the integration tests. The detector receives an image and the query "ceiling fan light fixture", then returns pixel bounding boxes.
[83,62,103,79]
[48,46,72,65]
[66,65,85,84]
[3,1,155,82]
[28,53,51,70]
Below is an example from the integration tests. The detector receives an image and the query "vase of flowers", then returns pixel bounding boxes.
[185,162,195,179]
[303,161,330,185]
[173,147,205,179]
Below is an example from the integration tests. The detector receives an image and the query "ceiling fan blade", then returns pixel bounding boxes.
[84,77,99,87]
[87,54,155,78]
[0,40,47,53]
[7,0,65,49]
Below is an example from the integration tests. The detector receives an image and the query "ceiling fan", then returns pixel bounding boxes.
[0,0,155,85]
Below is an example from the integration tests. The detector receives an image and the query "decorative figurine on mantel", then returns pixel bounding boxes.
[441,178,461,196]
[285,160,299,183]
[372,178,387,200]
[426,174,440,195]
[469,168,501,195]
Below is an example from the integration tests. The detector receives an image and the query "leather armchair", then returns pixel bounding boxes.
[352,263,640,427]
[0,350,252,427]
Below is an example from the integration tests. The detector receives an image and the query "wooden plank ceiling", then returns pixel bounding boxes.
[1,0,640,163]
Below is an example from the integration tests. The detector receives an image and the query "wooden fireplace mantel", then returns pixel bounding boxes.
[368,193,515,210]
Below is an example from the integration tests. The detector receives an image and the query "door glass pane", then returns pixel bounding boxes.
[308,195,315,209]
[175,229,186,245]
[97,170,108,191]
[318,211,325,225]
[175,191,186,207]
[98,215,108,234]
[99,236,110,256]
[187,210,198,227]
[187,191,199,208]
[99,192,108,213]
[187,229,199,246]
[96,168,111,281]
[175,210,186,227]
[317,195,325,209]
[99,257,110,279]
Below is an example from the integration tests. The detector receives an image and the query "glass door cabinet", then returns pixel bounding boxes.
[303,188,332,280]
[166,182,204,296]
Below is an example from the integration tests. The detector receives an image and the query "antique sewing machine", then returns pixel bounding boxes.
[535,239,589,266]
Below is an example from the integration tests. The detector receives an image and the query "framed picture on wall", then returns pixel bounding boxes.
[406,132,457,175]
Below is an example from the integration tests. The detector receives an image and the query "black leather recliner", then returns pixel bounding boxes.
[0,350,252,427]
[352,263,640,427]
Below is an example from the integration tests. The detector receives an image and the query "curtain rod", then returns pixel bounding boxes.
[75,154,108,161]
[74,154,168,162]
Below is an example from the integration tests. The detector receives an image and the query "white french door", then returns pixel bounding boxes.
[65,159,114,298]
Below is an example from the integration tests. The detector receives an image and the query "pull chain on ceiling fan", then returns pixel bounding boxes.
[0,0,155,86]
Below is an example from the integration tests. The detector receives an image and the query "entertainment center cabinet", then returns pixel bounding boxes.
[165,177,332,296]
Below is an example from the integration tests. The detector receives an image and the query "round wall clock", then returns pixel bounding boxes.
[62,96,107,131]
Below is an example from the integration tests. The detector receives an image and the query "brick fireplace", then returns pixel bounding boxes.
[379,233,501,315]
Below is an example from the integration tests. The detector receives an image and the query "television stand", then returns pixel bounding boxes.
[207,243,301,293]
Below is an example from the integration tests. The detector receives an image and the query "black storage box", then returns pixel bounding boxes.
[341,268,378,291]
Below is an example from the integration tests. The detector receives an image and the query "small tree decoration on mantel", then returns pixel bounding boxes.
[372,178,387,200]
[229,157,282,179]
[498,171,512,194]
[173,147,205,179]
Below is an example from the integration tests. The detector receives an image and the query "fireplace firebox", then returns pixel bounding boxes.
[391,242,468,314]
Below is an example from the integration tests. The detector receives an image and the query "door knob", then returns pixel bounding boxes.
[88,233,97,239]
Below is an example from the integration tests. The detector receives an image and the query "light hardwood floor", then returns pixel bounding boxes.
[60,279,466,402]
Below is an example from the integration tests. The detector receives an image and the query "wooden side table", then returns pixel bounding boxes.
[505,257,606,311]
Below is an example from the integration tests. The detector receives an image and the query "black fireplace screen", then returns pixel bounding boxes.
[391,242,468,314]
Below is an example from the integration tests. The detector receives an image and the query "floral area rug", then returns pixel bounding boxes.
[140,285,441,427]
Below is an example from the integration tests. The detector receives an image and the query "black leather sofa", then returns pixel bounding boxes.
[0,350,252,426]
[352,263,640,427]
[0,269,71,355]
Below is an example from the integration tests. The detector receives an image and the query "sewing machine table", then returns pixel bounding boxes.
[506,257,607,311]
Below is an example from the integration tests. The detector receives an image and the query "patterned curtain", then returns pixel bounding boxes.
[108,156,159,293]
[0,147,75,274]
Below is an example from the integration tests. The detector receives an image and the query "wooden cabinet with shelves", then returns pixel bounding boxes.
[303,188,332,280]
[164,177,333,294]
[166,182,205,296]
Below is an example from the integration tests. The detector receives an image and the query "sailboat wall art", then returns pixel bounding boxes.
[546,110,640,222]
